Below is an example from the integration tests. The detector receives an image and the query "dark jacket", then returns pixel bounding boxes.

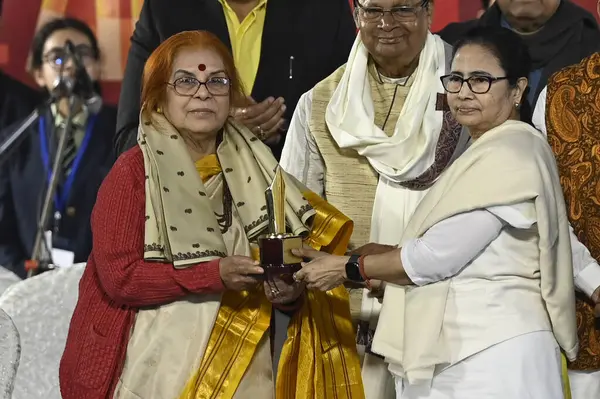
[437,1,600,107]
[0,71,41,131]
[115,0,356,159]
[0,105,117,278]
[436,19,478,45]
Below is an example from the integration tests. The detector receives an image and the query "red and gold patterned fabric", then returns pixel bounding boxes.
[546,52,600,370]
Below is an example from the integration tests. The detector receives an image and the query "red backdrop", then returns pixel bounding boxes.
[1,0,598,105]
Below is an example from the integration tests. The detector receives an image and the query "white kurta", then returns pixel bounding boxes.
[395,331,563,399]
[402,204,600,297]
[394,203,567,398]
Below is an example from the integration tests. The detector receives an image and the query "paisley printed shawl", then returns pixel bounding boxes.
[546,52,600,371]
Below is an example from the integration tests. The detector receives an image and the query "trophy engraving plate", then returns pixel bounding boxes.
[258,166,303,280]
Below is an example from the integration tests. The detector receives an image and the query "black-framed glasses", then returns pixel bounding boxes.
[166,76,231,97]
[354,0,429,23]
[440,74,509,94]
[42,45,95,70]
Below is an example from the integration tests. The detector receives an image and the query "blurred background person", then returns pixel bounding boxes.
[0,17,116,279]
[0,0,40,133]
[114,0,356,160]
[438,0,600,109]
[477,0,496,17]
[436,0,496,39]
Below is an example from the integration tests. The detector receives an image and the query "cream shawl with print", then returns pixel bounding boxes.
[139,112,314,267]
[372,120,578,384]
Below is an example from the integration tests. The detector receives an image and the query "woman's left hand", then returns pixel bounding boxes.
[264,277,304,304]
[292,248,349,292]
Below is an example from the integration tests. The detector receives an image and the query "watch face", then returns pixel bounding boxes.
[346,257,363,282]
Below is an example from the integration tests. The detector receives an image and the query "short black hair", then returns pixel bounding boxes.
[453,26,533,123]
[30,17,100,70]
[481,0,491,9]
[453,26,531,88]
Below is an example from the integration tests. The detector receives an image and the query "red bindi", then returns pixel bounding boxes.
[198,64,206,71]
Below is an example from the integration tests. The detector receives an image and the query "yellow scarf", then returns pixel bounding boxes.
[178,147,364,398]
[195,154,222,182]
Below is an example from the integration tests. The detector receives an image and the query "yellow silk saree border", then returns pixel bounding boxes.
[180,190,364,398]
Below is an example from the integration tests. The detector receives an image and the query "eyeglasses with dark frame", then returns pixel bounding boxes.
[166,76,231,97]
[440,74,509,94]
[354,0,430,23]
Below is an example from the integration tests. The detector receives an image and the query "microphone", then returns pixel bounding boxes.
[62,40,103,114]
[50,75,75,100]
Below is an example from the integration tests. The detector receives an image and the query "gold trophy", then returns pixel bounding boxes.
[258,166,303,283]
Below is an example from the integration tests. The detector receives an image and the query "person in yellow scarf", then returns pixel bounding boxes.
[59,30,363,399]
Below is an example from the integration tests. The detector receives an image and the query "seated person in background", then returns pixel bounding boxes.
[294,26,579,398]
[437,0,600,109]
[60,30,362,399]
[0,18,117,278]
[114,0,356,160]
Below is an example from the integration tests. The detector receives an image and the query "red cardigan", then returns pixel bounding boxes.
[59,146,225,399]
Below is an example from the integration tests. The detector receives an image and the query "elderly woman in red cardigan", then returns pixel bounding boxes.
[58,31,363,399]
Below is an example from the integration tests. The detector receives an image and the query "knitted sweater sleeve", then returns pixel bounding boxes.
[90,148,225,307]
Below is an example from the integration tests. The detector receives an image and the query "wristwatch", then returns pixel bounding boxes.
[345,254,364,283]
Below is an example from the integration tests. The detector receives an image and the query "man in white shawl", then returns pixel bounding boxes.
[280,1,467,394]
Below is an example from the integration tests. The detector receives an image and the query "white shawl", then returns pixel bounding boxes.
[372,120,578,384]
[325,32,448,182]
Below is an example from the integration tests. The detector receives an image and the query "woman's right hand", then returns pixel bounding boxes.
[219,256,264,291]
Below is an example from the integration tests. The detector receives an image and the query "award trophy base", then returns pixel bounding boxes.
[259,234,303,284]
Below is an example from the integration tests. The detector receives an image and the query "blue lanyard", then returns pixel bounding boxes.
[38,114,97,214]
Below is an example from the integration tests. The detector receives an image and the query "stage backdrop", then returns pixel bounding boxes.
[1,0,598,105]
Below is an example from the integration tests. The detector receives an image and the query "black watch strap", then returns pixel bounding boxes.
[345,254,364,283]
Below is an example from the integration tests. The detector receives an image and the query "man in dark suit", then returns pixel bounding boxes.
[0,18,116,278]
[437,0,600,109]
[0,0,41,133]
[115,0,356,159]
[436,0,494,40]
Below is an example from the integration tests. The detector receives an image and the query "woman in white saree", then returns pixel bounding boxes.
[294,26,579,398]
